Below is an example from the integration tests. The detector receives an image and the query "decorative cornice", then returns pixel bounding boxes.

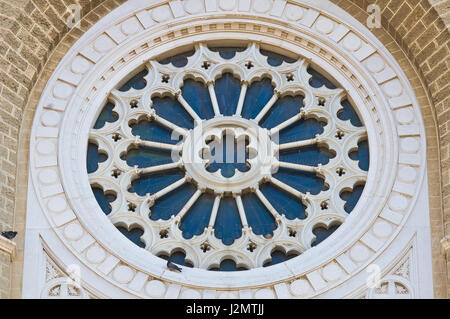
[0,236,16,260]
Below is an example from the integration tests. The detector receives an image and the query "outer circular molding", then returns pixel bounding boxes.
[28,0,427,298]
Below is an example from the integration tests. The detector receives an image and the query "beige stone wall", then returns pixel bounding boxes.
[0,0,448,298]
[0,251,10,298]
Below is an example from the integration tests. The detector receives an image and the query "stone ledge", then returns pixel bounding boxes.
[0,236,16,261]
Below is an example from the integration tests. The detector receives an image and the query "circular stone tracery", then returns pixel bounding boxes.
[183,116,274,194]
[87,43,369,270]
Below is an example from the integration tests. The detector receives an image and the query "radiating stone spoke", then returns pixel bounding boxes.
[138,161,182,175]
[208,195,221,228]
[235,195,249,228]
[208,82,221,116]
[278,137,318,151]
[137,139,182,151]
[177,94,202,125]
[270,112,303,135]
[176,189,202,220]
[148,176,187,202]
[152,113,188,137]
[235,82,248,116]
[254,93,278,123]
[255,189,282,221]
[277,161,318,173]
[269,177,304,198]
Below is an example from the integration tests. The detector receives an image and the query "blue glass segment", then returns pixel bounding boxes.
[338,99,363,127]
[259,182,307,220]
[206,134,249,178]
[87,142,107,174]
[92,186,116,215]
[214,73,241,116]
[118,69,148,91]
[260,95,304,129]
[130,120,180,144]
[312,224,340,247]
[129,168,185,196]
[241,78,274,119]
[340,184,365,213]
[152,96,195,129]
[180,192,215,239]
[116,226,145,248]
[94,102,118,129]
[124,146,173,168]
[159,50,195,67]
[308,67,337,89]
[272,169,327,195]
[349,139,369,171]
[158,251,194,267]
[241,193,277,237]
[260,49,296,66]
[279,145,333,167]
[209,259,248,271]
[181,79,215,120]
[214,196,242,245]
[149,183,197,221]
[278,118,326,143]
[209,47,246,59]
[263,250,299,267]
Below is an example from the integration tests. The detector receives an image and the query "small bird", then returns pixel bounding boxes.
[167,260,182,272]
[1,231,17,240]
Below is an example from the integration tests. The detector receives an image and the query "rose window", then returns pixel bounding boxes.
[87,43,369,271]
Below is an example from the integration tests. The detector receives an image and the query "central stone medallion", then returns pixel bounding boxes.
[182,116,276,194]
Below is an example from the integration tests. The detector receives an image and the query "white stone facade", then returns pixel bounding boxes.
[22,0,434,299]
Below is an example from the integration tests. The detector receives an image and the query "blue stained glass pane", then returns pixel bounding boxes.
[308,67,337,89]
[149,183,197,221]
[339,99,363,127]
[124,146,173,168]
[241,193,277,237]
[259,182,307,220]
[158,251,193,267]
[214,196,242,245]
[118,69,148,91]
[180,192,215,239]
[130,120,180,145]
[350,139,369,171]
[94,102,118,129]
[209,47,246,59]
[263,250,299,267]
[159,50,195,67]
[260,95,304,129]
[87,143,107,174]
[340,184,365,214]
[279,145,332,167]
[152,96,195,130]
[260,49,296,66]
[312,224,340,247]
[129,168,185,196]
[210,259,248,271]
[273,169,327,195]
[214,73,241,116]
[117,226,145,248]
[279,118,325,143]
[181,79,215,120]
[207,134,249,178]
[241,78,274,119]
[92,187,116,215]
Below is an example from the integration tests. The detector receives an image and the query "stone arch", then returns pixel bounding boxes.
[0,0,447,298]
